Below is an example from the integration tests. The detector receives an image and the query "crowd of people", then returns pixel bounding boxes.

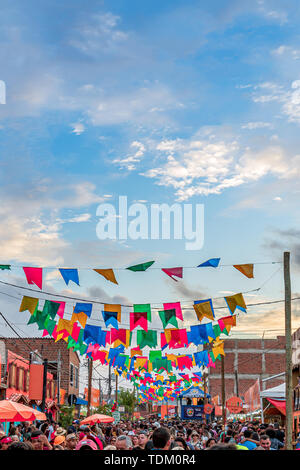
[0,417,298,451]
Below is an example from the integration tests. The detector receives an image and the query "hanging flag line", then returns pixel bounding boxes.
[0,259,282,288]
[0,265,280,310]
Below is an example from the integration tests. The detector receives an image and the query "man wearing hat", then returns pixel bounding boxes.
[65,433,78,450]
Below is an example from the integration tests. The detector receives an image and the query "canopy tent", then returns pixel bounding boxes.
[80,413,114,425]
[260,382,286,418]
[0,400,46,422]
[260,382,285,400]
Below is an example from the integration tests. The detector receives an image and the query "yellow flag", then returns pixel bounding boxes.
[71,312,87,328]
[19,296,38,314]
[193,301,214,322]
[94,268,118,285]
[233,264,254,278]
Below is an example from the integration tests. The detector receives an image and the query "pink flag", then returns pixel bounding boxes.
[23,267,43,289]
[208,354,216,368]
[161,267,183,281]
[130,311,148,332]
[163,302,183,321]
[71,322,81,342]
[218,319,226,331]
[53,301,66,319]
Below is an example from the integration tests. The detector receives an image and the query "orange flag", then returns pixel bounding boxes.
[233,264,254,278]
[94,268,118,285]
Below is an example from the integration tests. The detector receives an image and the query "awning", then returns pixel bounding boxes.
[267,398,286,416]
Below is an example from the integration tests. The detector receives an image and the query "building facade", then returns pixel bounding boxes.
[1,338,80,403]
[208,336,286,401]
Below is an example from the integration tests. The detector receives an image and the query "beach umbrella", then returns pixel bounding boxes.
[80,414,114,425]
[0,400,46,422]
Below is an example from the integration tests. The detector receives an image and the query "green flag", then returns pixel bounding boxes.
[134,303,152,321]
[0,265,11,270]
[126,261,155,272]
[136,330,157,349]
[158,309,178,328]
[43,300,60,319]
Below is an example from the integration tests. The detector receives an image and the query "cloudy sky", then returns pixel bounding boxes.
[1,0,300,392]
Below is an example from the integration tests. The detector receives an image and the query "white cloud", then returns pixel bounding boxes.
[68,213,91,223]
[242,122,272,130]
[113,140,145,171]
[140,129,300,200]
[71,122,85,135]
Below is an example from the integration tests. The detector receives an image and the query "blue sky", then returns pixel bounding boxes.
[1,0,300,357]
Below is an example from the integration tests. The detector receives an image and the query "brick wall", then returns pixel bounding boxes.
[208,336,286,401]
[2,338,80,397]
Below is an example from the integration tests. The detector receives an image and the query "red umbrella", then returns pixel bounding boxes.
[0,400,47,422]
[80,414,114,425]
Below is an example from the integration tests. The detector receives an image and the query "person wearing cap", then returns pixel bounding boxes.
[65,433,78,450]
[0,436,13,450]
[75,439,99,451]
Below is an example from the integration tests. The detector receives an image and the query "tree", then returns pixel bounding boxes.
[59,405,75,429]
[95,403,112,416]
[118,388,136,418]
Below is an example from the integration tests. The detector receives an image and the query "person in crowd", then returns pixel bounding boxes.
[152,427,171,450]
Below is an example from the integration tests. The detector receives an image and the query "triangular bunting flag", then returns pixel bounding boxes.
[161,267,183,281]
[198,258,220,268]
[233,264,254,279]
[94,268,118,284]
[126,261,155,272]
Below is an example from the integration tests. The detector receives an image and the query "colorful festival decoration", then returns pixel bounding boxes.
[233,264,254,279]
[23,267,43,289]
[161,267,183,281]
[94,268,118,284]
[198,258,220,268]
[126,261,155,272]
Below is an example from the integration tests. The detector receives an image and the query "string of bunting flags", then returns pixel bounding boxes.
[0,258,263,288]
[18,290,248,402]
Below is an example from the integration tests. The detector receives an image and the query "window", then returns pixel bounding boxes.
[74,366,79,389]
[70,364,74,386]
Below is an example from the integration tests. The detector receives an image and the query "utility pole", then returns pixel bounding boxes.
[203,372,207,425]
[284,251,293,450]
[235,370,239,397]
[99,378,102,407]
[221,355,226,429]
[115,373,118,404]
[108,364,112,402]
[87,358,93,417]
[56,350,61,421]
[41,358,48,413]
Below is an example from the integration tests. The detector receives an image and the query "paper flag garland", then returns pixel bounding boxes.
[133,303,151,322]
[198,258,220,268]
[233,264,254,279]
[71,311,88,328]
[19,296,38,315]
[94,268,118,284]
[104,304,121,323]
[42,300,60,320]
[224,293,247,314]
[163,302,183,321]
[102,311,119,329]
[158,309,178,329]
[23,267,43,289]
[161,267,183,281]
[73,303,92,318]
[136,330,157,349]
[193,299,215,322]
[127,261,155,272]
[130,311,148,332]
[59,268,80,286]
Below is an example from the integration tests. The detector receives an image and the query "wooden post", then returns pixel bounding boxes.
[284,251,293,450]
[221,355,226,429]
[115,373,118,404]
[203,372,207,425]
[87,358,93,417]
[41,358,48,413]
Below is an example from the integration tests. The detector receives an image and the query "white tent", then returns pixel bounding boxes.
[260,382,285,400]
